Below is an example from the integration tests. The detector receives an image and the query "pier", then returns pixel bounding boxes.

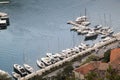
[0,1,10,4]
[67,21,80,27]
[19,32,120,80]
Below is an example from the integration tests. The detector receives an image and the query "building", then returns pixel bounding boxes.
[73,48,120,80]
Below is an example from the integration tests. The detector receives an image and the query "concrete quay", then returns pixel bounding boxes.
[20,32,120,80]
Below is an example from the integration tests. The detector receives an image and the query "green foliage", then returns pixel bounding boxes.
[102,49,111,62]
[85,65,120,80]
[85,72,97,80]
[81,55,99,65]
[106,65,120,80]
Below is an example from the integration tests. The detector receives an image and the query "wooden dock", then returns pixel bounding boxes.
[19,32,120,80]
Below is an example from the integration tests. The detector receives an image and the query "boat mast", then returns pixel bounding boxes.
[104,13,107,26]
[109,14,112,27]
[85,8,87,16]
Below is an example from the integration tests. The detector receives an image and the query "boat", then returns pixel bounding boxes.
[75,16,87,23]
[54,53,64,60]
[46,53,58,63]
[23,64,34,73]
[81,21,91,26]
[13,64,27,77]
[41,57,52,66]
[0,12,10,29]
[94,25,102,30]
[46,53,53,58]
[70,26,79,31]
[102,36,112,42]
[12,72,21,79]
[85,30,98,40]
[36,60,46,68]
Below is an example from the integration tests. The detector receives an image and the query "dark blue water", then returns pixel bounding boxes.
[0,0,120,74]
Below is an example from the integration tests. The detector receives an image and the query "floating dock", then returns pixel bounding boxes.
[19,32,120,80]
[0,1,10,4]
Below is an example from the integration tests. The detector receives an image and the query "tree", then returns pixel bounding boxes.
[106,65,120,80]
[103,49,111,62]
[85,72,97,80]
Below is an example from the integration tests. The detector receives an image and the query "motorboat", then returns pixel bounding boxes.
[81,21,91,26]
[23,64,34,73]
[85,30,98,39]
[94,25,102,30]
[46,53,53,58]
[12,72,21,79]
[102,36,112,42]
[0,12,10,29]
[13,64,27,77]
[36,60,46,68]
[75,16,87,23]
[70,26,79,31]
[46,53,61,63]
[41,57,52,66]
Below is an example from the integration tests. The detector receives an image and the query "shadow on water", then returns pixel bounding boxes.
[84,35,98,41]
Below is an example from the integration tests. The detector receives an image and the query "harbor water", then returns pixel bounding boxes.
[0,0,120,74]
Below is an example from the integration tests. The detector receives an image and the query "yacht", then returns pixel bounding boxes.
[46,53,53,58]
[12,72,21,79]
[85,30,98,39]
[23,64,34,73]
[81,21,91,26]
[70,26,79,31]
[36,60,46,68]
[75,16,87,23]
[54,53,64,60]
[13,64,27,77]
[41,57,52,66]
[94,25,102,30]
[102,36,112,42]
[46,53,61,63]
[0,12,10,29]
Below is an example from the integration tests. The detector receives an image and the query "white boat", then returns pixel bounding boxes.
[70,26,79,31]
[23,64,34,73]
[0,12,10,28]
[36,60,46,68]
[81,21,91,26]
[13,64,27,77]
[102,37,112,42]
[41,57,52,66]
[12,72,21,79]
[54,53,64,60]
[85,30,98,39]
[75,16,87,22]
[80,29,89,34]
[46,53,53,58]
[46,53,60,63]
[94,25,102,30]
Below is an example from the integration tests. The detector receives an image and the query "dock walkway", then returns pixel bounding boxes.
[19,32,120,80]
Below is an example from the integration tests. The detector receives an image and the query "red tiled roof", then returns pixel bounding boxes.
[98,62,109,70]
[74,48,120,75]
[110,48,120,62]
[74,61,100,75]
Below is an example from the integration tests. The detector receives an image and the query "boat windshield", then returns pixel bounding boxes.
[20,69,26,73]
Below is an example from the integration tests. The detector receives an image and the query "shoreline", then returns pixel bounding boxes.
[19,32,120,80]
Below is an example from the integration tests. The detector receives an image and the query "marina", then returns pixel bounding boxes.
[0,0,120,80]
[16,32,120,80]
